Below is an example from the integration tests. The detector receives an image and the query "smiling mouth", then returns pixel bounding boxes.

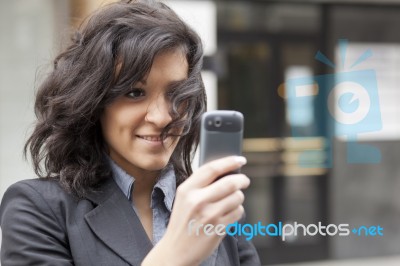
[137,135,165,142]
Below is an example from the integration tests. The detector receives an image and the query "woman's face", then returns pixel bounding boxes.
[101,49,188,178]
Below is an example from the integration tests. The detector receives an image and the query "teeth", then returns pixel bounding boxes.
[139,136,162,141]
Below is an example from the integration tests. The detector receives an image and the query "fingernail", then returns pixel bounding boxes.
[235,156,247,165]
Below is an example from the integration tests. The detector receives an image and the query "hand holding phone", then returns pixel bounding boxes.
[146,111,247,265]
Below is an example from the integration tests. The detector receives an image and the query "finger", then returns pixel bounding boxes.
[187,156,247,189]
[199,174,250,203]
[201,190,245,220]
[219,205,245,226]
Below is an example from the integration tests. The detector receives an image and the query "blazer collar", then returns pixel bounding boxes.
[84,177,220,266]
[84,177,153,266]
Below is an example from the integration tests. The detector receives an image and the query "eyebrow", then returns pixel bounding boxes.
[165,79,187,90]
[137,78,188,90]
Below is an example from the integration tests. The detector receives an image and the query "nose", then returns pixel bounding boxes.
[145,94,172,128]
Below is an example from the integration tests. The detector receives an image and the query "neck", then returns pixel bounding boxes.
[107,150,160,197]
[132,170,159,198]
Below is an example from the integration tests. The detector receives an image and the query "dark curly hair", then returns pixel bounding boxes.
[24,0,206,198]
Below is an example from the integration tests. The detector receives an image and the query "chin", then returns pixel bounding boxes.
[140,158,170,171]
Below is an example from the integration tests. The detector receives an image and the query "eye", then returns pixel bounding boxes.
[127,88,145,99]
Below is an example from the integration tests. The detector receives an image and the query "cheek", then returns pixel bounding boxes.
[103,101,141,128]
[106,119,133,143]
[101,107,134,143]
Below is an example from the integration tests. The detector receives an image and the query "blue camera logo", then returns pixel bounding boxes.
[285,39,382,167]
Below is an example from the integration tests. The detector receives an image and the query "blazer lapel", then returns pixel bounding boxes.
[84,177,153,265]
[200,246,219,266]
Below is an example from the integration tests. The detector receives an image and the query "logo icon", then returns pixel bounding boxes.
[284,39,382,167]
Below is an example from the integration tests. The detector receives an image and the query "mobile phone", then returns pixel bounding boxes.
[199,110,244,174]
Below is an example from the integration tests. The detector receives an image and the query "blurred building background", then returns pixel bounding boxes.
[1,0,400,265]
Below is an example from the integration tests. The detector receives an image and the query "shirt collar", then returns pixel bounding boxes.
[153,165,176,212]
[105,155,176,212]
[106,155,134,200]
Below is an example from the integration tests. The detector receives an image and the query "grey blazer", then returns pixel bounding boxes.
[0,178,261,266]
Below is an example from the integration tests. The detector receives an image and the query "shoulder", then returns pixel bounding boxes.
[1,178,76,205]
[0,178,79,224]
[0,179,78,265]
[3,178,66,195]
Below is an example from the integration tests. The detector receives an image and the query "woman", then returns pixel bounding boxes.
[0,1,261,265]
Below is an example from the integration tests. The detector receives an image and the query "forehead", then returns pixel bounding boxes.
[141,49,189,84]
